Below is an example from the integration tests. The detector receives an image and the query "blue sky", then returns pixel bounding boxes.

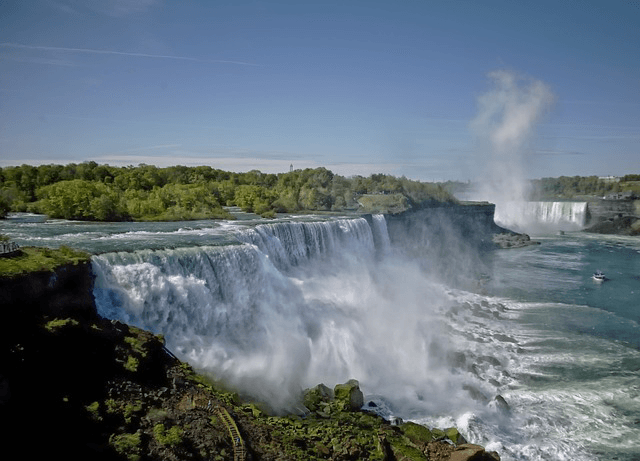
[1,0,638,181]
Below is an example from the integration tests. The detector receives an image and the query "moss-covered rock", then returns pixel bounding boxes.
[402,421,434,445]
[303,383,334,412]
[334,379,364,412]
[445,427,468,445]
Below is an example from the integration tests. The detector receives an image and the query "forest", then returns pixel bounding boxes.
[530,175,640,199]
[0,162,456,221]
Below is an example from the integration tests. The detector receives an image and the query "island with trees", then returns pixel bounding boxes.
[0,162,456,221]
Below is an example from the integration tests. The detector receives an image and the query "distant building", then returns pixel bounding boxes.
[599,176,620,183]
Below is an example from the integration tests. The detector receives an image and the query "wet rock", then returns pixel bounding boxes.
[302,383,334,412]
[445,427,468,445]
[450,443,500,461]
[400,421,432,445]
[334,379,364,411]
[492,394,510,413]
[492,232,540,249]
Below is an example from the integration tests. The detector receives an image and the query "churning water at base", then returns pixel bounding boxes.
[2,213,640,460]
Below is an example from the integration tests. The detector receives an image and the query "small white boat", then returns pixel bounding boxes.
[592,270,606,282]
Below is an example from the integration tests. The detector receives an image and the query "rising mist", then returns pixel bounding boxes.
[468,70,555,221]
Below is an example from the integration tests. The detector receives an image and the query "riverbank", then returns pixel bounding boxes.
[0,247,500,461]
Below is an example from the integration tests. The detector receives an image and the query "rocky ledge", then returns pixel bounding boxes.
[492,232,540,249]
[1,250,501,460]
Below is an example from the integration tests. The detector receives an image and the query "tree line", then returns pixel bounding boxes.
[0,162,456,221]
[531,175,640,199]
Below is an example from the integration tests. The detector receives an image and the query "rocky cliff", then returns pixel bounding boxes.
[585,198,640,224]
[583,199,640,235]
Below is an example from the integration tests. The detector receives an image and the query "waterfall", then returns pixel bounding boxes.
[494,201,588,233]
[234,218,375,270]
[371,214,392,255]
[92,214,477,415]
[94,216,450,411]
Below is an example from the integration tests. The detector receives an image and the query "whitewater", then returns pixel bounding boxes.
[2,209,640,460]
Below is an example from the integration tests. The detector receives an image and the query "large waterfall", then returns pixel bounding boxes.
[494,201,588,233]
[92,216,470,414]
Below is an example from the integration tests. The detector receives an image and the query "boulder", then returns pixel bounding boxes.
[492,232,540,249]
[302,383,334,412]
[450,443,501,461]
[492,394,510,413]
[445,427,468,445]
[400,421,433,445]
[333,379,364,411]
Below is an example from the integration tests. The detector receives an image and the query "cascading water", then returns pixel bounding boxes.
[494,201,588,233]
[93,216,450,412]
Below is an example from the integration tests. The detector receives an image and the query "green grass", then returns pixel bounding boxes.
[357,193,410,214]
[0,246,91,277]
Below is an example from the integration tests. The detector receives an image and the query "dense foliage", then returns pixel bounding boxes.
[531,175,640,199]
[0,162,456,221]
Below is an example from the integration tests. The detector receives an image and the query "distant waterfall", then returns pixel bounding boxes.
[495,201,588,233]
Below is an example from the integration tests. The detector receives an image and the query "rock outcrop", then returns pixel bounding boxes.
[584,215,640,236]
[492,232,540,248]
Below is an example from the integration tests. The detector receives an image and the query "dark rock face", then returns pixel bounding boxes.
[586,199,639,226]
[0,260,96,319]
[383,203,524,286]
[584,215,640,236]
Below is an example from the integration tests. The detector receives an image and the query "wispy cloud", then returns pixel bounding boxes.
[535,149,587,157]
[559,99,640,107]
[1,43,259,67]
[48,0,159,17]
[7,56,77,67]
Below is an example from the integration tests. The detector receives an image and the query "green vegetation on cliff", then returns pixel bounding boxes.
[0,245,90,277]
[0,162,457,221]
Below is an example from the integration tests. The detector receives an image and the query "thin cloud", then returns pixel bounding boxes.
[535,149,587,157]
[1,43,259,67]
[49,0,158,17]
[6,56,77,67]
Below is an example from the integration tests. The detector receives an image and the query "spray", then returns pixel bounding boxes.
[469,70,554,226]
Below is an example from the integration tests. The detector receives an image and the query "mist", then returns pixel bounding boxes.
[468,70,555,223]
